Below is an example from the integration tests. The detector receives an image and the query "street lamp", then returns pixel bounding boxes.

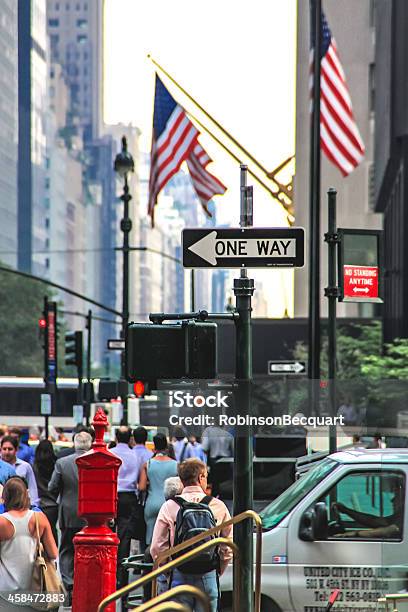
[114,136,134,424]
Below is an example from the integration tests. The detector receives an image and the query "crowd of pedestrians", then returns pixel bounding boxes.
[0,423,234,610]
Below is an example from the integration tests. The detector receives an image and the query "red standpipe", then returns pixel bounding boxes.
[72,408,122,612]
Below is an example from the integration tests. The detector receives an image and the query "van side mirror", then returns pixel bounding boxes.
[314,502,329,540]
[299,509,316,541]
[299,502,329,542]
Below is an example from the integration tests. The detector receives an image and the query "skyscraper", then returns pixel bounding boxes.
[18,0,48,274]
[47,0,103,140]
[0,1,18,268]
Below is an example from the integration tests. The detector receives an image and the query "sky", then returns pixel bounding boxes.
[103,0,297,316]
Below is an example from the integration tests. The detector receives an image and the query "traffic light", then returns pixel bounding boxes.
[133,380,146,398]
[126,321,217,386]
[38,317,47,347]
[65,331,83,370]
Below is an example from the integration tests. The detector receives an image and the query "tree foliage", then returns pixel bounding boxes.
[0,268,55,375]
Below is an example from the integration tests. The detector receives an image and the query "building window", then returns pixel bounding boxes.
[369,0,375,28]
[84,2,88,9]
[77,34,87,44]
[369,62,375,113]
[48,18,59,26]
[66,3,70,10]
[55,2,60,9]
[77,18,87,28]
[45,218,50,229]
[76,2,80,9]
[46,258,50,269]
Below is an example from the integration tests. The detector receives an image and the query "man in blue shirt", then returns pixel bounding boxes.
[133,427,153,465]
[9,427,34,464]
[110,427,143,589]
[0,458,15,484]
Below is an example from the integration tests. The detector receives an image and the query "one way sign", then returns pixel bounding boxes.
[182,228,304,268]
[268,361,307,375]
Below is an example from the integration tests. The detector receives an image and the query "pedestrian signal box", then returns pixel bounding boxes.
[126,321,217,387]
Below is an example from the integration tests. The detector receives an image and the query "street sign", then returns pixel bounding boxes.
[107,339,125,350]
[343,265,379,300]
[182,227,305,268]
[73,404,84,425]
[338,228,383,303]
[40,393,51,415]
[268,360,306,375]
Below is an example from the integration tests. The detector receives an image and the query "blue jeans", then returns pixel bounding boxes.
[171,568,219,612]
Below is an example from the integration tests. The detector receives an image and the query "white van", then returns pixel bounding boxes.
[221,449,408,611]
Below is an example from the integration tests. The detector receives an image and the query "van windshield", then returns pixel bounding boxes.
[260,458,337,530]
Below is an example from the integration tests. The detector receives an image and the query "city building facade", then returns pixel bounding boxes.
[374,0,408,341]
[294,0,381,319]
[0,1,18,269]
[18,0,48,275]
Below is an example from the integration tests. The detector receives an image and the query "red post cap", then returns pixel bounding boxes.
[92,407,108,450]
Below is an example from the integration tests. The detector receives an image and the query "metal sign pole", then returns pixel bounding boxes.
[233,165,254,612]
[324,188,339,453]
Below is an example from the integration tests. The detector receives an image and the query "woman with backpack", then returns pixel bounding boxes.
[150,458,233,612]
[138,433,178,545]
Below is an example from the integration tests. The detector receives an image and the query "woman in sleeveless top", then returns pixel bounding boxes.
[0,477,58,608]
[138,433,178,545]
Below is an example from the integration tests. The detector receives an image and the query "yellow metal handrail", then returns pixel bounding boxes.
[97,537,239,612]
[378,592,408,612]
[145,604,189,612]
[153,509,262,612]
[133,585,210,611]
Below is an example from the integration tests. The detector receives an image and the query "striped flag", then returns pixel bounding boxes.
[148,75,226,224]
[310,8,365,176]
[186,142,227,217]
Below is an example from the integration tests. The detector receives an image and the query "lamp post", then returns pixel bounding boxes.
[114,136,134,424]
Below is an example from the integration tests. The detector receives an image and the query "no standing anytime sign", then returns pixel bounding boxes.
[343,265,379,301]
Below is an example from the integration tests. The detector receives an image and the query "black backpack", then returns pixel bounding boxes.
[172,495,220,574]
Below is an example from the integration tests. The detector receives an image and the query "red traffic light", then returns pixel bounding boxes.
[38,318,47,329]
[133,380,145,398]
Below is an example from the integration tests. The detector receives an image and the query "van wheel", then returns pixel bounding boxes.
[220,593,281,612]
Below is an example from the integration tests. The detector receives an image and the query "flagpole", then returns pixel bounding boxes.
[148,54,293,200]
[309,0,322,400]
[183,106,292,218]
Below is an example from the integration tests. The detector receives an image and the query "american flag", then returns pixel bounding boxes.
[148,75,226,224]
[310,8,365,176]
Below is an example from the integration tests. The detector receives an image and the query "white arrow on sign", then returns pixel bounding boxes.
[107,339,125,350]
[188,231,296,266]
[269,362,305,374]
[353,287,370,294]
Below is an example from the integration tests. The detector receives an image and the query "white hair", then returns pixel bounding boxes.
[74,431,92,452]
[164,476,183,500]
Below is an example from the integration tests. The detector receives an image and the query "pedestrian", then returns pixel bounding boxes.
[0,458,15,485]
[33,440,58,545]
[150,458,233,612]
[138,433,177,546]
[133,426,153,464]
[188,435,207,463]
[8,428,34,465]
[0,477,58,609]
[57,425,95,458]
[201,425,234,497]
[48,430,92,602]
[1,436,39,506]
[171,427,196,463]
[110,427,143,589]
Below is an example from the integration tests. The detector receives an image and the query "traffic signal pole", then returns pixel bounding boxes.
[324,189,339,453]
[233,165,254,612]
[85,310,92,426]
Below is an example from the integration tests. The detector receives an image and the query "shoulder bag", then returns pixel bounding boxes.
[31,512,66,610]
